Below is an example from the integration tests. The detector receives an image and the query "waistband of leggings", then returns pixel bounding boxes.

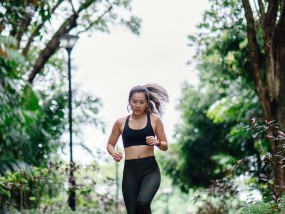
[124,156,158,168]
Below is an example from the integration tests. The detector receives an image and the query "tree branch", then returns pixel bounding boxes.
[15,12,35,49]
[262,1,279,102]
[273,1,285,101]
[22,0,64,56]
[28,14,78,84]
[77,5,113,35]
[257,0,265,25]
[68,0,77,15]
[242,0,271,117]
[28,0,96,84]
[78,0,97,13]
[265,0,279,29]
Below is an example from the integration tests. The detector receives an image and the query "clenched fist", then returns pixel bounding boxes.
[112,151,123,162]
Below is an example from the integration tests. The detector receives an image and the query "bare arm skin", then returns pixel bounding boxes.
[106,119,123,162]
[146,115,168,151]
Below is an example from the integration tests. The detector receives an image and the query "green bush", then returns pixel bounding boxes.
[240,200,285,214]
[0,165,65,213]
[0,161,118,214]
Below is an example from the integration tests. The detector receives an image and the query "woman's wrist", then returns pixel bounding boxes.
[155,139,161,147]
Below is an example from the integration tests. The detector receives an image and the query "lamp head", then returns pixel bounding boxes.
[59,34,79,49]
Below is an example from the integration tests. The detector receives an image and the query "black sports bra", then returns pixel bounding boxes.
[122,114,155,148]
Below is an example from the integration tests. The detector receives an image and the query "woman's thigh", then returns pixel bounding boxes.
[122,168,140,214]
[137,167,161,204]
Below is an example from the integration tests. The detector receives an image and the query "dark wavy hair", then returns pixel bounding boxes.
[128,83,169,116]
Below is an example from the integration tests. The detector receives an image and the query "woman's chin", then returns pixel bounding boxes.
[133,110,143,115]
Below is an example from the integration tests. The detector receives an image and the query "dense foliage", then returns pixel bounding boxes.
[0,0,140,211]
[162,0,265,192]
[163,0,285,212]
[0,161,118,213]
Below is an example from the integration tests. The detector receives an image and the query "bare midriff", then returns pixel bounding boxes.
[124,145,154,160]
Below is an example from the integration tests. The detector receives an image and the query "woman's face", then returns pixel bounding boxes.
[129,92,148,115]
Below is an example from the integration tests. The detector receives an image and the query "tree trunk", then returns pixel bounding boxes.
[243,0,285,195]
[272,0,285,195]
[275,6,285,132]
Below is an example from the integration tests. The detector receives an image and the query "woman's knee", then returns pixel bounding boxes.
[137,198,150,209]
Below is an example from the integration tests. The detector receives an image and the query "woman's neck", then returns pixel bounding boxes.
[131,112,147,120]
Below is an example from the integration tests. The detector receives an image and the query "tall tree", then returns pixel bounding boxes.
[241,0,285,195]
[163,0,268,192]
[170,0,285,195]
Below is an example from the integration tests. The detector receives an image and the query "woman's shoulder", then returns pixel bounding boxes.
[149,113,162,123]
[115,116,129,126]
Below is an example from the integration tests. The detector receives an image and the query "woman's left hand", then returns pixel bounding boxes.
[146,136,159,146]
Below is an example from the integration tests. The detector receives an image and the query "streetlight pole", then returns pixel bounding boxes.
[67,46,76,211]
[115,159,119,213]
[165,192,169,214]
[59,33,79,211]
[162,187,172,214]
[115,146,120,213]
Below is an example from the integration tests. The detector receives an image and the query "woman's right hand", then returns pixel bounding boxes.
[112,151,123,162]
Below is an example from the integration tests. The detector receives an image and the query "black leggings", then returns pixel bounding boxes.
[122,156,161,214]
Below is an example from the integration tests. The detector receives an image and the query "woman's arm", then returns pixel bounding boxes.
[155,117,168,151]
[107,119,123,162]
[146,116,168,151]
